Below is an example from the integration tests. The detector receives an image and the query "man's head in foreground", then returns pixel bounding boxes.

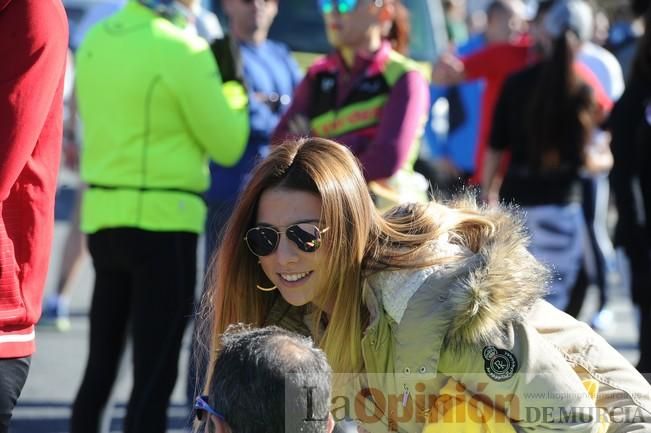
[197,325,334,433]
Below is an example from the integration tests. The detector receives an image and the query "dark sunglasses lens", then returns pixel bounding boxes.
[195,408,204,421]
[287,224,322,253]
[246,227,279,256]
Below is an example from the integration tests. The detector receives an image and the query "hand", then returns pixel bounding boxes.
[480,189,499,207]
[431,53,465,85]
[480,180,501,207]
[288,115,311,135]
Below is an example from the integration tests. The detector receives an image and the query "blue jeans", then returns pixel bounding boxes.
[523,204,586,311]
[581,174,618,309]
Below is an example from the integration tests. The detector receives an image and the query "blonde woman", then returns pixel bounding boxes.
[199,137,651,433]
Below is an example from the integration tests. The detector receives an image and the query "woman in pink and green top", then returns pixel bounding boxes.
[272,0,430,205]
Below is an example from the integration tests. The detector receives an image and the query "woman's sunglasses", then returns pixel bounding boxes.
[318,0,358,14]
[194,395,225,421]
[244,223,329,257]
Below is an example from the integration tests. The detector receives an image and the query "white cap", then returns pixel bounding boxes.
[543,0,593,42]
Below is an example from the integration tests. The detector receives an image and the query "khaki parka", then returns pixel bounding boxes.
[266,207,651,433]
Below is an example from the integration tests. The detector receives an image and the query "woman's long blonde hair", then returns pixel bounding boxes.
[199,137,499,386]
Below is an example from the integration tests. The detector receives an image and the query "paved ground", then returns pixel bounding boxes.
[8,185,644,433]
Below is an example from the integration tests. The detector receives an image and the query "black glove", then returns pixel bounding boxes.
[209,34,244,85]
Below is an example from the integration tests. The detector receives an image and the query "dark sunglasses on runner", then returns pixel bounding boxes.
[318,0,358,14]
[244,223,329,256]
[194,395,225,422]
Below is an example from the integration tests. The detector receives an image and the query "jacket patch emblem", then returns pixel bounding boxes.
[482,346,519,382]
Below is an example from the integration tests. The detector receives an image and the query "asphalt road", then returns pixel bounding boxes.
[8,185,643,433]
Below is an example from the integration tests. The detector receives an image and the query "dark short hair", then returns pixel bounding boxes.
[486,0,513,20]
[207,324,332,433]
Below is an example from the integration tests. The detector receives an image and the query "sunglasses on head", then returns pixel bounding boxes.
[194,395,225,422]
[317,0,358,14]
[244,222,329,257]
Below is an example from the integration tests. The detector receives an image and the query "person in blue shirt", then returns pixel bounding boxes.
[420,0,524,197]
[187,0,302,411]
[204,0,302,262]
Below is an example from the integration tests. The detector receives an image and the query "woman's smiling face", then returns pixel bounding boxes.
[255,188,327,308]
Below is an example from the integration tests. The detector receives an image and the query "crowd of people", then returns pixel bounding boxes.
[2,0,651,432]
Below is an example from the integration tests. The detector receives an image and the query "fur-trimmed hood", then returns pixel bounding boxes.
[366,205,550,352]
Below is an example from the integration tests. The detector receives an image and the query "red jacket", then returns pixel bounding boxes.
[0,0,67,358]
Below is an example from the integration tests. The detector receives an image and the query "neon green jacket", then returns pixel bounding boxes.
[76,1,248,233]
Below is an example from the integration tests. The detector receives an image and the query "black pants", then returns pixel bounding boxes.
[638,302,651,379]
[0,356,30,433]
[70,228,197,433]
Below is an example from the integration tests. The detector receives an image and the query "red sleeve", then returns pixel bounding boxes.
[270,74,313,145]
[357,70,430,181]
[462,43,530,82]
[0,0,68,199]
[574,62,613,115]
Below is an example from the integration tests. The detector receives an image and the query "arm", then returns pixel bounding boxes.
[584,131,613,174]
[0,0,68,198]
[270,75,313,144]
[608,87,649,274]
[165,38,249,167]
[482,149,502,204]
[248,49,304,143]
[482,76,511,203]
[439,325,602,433]
[574,62,613,121]
[356,71,430,181]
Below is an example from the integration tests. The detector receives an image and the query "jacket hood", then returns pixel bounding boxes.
[369,206,550,353]
[443,207,550,352]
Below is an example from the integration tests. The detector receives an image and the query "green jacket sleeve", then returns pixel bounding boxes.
[163,36,249,167]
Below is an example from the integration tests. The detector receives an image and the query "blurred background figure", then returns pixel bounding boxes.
[70,0,127,51]
[565,0,625,328]
[172,0,224,41]
[273,0,430,209]
[420,0,525,198]
[41,48,82,333]
[68,0,248,431]
[0,0,68,431]
[609,4,651,376]
[483,0,613,311]
[431,0,560,199]
[607,0,647,80]
[204,0,301,263]
[189,0,302,412]
[444,0,470,45]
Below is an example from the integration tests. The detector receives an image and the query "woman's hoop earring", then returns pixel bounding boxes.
[256,283,277,292]
[256,260,277,291]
